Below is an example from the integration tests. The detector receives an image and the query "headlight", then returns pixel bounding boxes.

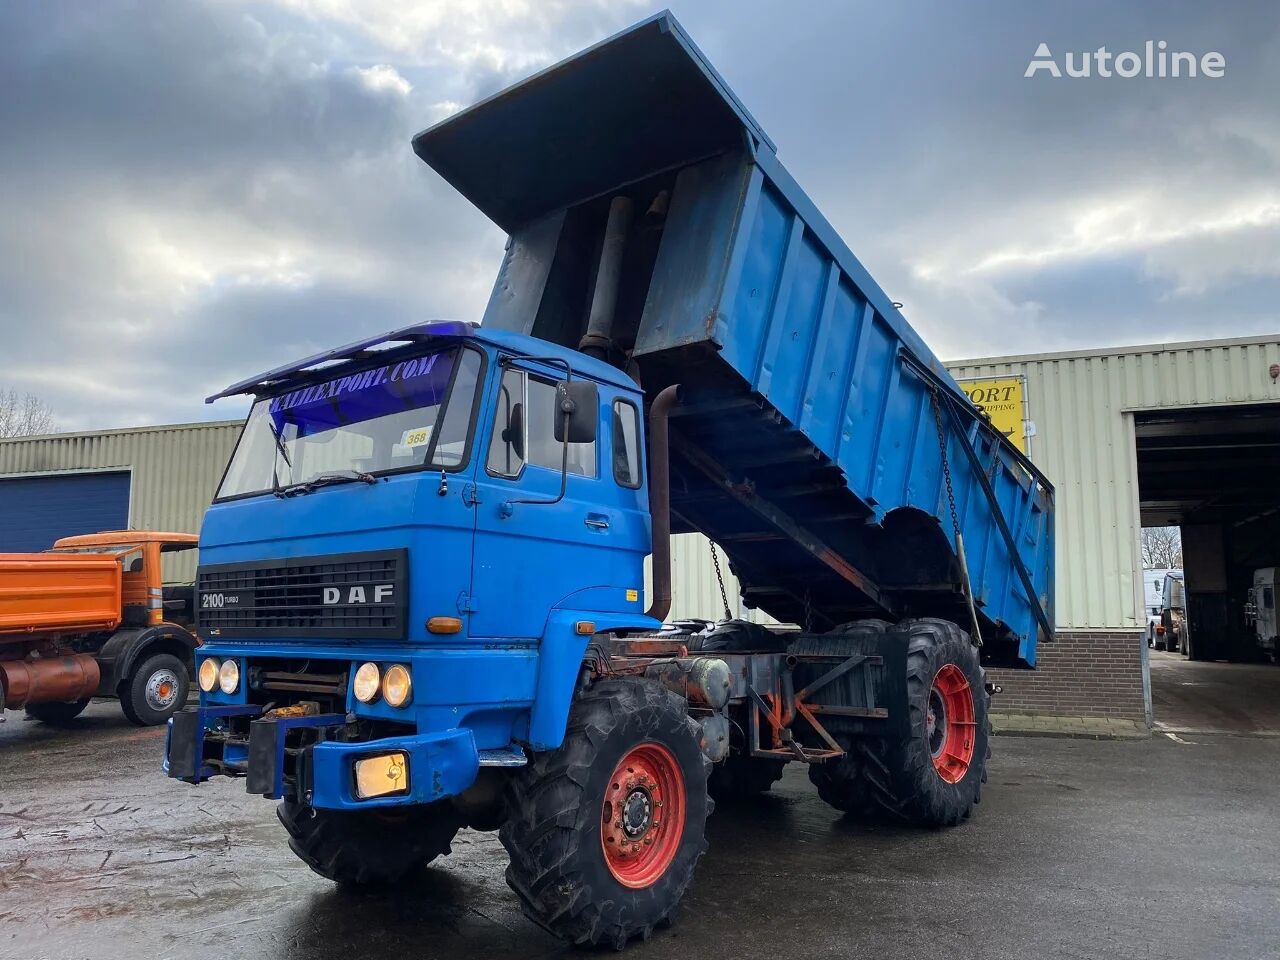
[198,658,220,692]
[218,658,240,694]
[353,662,381,703]
[382,664,412,708]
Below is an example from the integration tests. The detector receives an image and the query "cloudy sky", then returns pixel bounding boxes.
[1,0,1276,431]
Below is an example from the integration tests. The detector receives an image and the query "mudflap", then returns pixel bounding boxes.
[789,624,911,739]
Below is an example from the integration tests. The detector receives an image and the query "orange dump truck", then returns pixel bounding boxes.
[0,531,199,725]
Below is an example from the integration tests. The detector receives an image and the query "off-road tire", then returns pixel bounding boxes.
[277,800,461,886]
[688,618,788,653]
[119,653,189,726]
[25,698,92,725]
[807,618,990,828]
[708,754,786,799]
[499,678,712,949]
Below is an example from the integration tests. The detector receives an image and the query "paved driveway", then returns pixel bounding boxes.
[2,701,1278,960]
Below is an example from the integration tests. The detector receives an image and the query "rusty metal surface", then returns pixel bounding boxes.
[0,653,100,708]
[3,699,1279,960]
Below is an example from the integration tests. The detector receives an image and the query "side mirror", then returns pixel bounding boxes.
[502,402,525,460]
[554,380,598,444]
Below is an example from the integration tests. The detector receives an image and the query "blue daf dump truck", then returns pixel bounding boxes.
[165,12,1054,948]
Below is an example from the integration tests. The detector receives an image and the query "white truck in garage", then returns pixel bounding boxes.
[1159,572,1188,654]
[1246,568,1278,662]
[1144,568,1181,649]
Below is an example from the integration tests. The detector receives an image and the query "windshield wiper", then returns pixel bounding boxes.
[276,470,377,498]
[269,425,293,497]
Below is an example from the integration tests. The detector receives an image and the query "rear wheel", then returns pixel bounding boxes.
[708,754,786,799]
[119,653,189,726]
[25,698,92,725]
[278,800,461,886]
[809,618,990,827]
[500,678,711,948]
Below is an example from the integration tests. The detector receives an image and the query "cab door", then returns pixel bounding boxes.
[468,363,644,640]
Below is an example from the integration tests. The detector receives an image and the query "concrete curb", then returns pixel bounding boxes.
[991,712,1152,741]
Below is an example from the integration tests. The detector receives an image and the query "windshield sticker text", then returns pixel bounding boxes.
[269,354,442,414]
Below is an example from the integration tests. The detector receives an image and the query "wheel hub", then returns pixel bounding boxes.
[145,668,181,711]
[621,787,652,838]
[928,664,976,784]
[927,688,948,757]
[600,743,686,889]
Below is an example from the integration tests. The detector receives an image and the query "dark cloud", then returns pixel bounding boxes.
[0,0,1276,430]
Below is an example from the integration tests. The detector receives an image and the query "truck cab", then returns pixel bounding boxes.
[172,323,658,807]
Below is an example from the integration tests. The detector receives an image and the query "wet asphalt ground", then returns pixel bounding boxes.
[3,660,1279,960]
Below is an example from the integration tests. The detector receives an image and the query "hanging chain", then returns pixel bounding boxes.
[929,382,983,647]
[929,382,961,541]
[709,542,733,621]
[803,587,814,634]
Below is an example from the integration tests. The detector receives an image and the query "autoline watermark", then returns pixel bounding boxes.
[1025,41,1225,79]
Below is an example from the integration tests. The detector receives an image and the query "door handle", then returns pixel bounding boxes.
[585,515,610,530]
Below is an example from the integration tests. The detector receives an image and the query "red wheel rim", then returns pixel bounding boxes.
[601,742,686,888]
[927,664,976,784]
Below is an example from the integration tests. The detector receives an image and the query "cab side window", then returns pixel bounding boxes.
[487,368,525,478]
[527,376,596,477]
[612,400,642,488]
[487,369,597,479]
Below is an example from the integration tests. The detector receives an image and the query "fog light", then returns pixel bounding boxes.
[353,662,380,703]
[354,752,410,799]
[382,664,412,708]
[198,658,220,692]
[218,658,240,694]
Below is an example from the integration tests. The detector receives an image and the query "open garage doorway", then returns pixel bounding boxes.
[1135,403,1280,733]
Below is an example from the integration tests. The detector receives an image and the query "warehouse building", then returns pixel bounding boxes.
[2,334,1276,724]
[948,334,1280,722]
[0,421,240,581]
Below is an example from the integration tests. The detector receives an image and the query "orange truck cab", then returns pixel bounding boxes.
[0,531,199,726]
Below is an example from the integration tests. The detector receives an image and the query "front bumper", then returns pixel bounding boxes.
[164,705,480,810]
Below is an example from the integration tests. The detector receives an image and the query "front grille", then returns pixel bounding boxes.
[196,549,407,639]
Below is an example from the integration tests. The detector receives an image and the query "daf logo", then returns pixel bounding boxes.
[323,585,394,605]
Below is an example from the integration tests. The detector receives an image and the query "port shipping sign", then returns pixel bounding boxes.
[957,376,1029,454]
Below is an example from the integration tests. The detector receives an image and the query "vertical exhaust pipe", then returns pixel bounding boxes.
[579,195,634,361]
[645,384,680,622]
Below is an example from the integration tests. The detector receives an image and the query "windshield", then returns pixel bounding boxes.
[217,346,483,500]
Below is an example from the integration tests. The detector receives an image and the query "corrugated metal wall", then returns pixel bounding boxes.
[948,336,1280,631]
[0,421,242,581]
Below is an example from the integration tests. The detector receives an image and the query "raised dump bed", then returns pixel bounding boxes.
[413,12,1053,667]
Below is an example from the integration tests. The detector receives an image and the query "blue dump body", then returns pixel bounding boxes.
[415,12,1054,666]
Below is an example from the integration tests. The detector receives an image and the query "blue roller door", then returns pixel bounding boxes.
[0,471,131,552]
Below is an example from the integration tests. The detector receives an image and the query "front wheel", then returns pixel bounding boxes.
[25,698,92,725]
[119,652,189,726]
[500,678,711,949]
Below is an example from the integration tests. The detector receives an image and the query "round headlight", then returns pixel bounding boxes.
[218,658,240,694]
[382,664,412,708]
[353,662,381,703]
[198,658,220,692]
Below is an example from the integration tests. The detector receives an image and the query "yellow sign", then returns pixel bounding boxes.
[401,425,433,447]
[957,377,1028,453]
